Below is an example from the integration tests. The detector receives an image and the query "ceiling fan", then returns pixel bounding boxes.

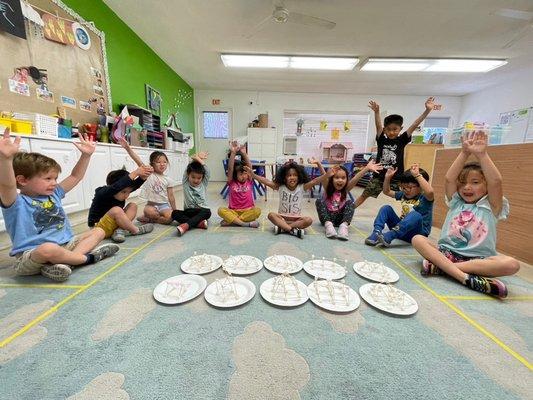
[244,0,336,39]
[493,8,533,49]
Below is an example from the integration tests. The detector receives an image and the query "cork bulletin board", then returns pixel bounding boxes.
[0,0,112,124]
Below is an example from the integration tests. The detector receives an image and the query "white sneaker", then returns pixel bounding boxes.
[337,223,349,241]
[325,221,337,239]
[41,264,72,282]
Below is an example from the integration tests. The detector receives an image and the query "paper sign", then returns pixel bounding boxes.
[36,87,54,102]
[8,79,29,96]
[343,121,351,132]
[320,120,328,131]
[43,14,74,45]
[331,128,340,140]
[61,95,76,109]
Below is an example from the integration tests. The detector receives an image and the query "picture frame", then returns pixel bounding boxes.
[145,84,162,116]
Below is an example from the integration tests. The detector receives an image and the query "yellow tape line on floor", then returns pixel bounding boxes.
[351,226,533,372]
[0,283,84,289]
[0,227,173,348]
[439,295,533,301]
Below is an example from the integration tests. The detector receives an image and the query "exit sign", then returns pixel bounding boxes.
[212,99,221,105]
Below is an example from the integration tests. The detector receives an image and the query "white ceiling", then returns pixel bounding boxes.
[103,0,533,96]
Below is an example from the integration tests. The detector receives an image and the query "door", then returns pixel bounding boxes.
[197,109,232,182]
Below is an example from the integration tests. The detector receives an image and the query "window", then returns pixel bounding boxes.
[202,111,229,139]
[423,117,450,144]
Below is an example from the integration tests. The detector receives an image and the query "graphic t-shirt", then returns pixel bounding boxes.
[374,131,411,180]
[140,173,177,204]
[182,166,210,209]
[438,193,509,258]
[228,179,254,210]
[394,191,434,236]
[325,190,347,213]
[278,184,304,216]
[1,186,73,256]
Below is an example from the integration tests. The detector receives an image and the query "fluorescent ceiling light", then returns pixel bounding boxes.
[362,58,507,72]
[289,57,359,70]
[221,54,289,68]
[221,54,358,70]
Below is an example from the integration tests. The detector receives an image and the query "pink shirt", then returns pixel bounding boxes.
[228,180,254,210]
[325,191,347,212]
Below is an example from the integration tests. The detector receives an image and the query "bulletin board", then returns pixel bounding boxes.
[0,0,112,124]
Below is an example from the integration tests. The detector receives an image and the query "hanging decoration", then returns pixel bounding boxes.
[296,118,304,136]
[320,120,328,131]
[165,88,192,130]
[343,121,351,132]
[0,0,26,39]
[71,21,90,49]
[331,128,340,140]
[42,13,74,44]
[21,1,44,39]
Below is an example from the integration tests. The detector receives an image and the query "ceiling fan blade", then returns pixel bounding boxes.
[243,14,273,39]
[502,23,532,48]
[288,11,336,29]
[494,8,533,20]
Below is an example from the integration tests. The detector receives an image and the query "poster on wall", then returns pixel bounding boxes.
[145,84,162,116]
[42,14,74,44]
[36,87,54,102]
[60,95,77,108]
[0,0,26,39]
[331,128,340,140]
[79,101,92,112]
[8,79,30,96]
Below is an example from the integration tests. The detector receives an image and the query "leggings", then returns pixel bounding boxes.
[315,198,355,227]
[171,207,212,228]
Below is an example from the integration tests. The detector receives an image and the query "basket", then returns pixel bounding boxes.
[34,113,58,138]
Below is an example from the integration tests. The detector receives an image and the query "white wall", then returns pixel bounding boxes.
[195,90,462,152]
[459,68,533,125]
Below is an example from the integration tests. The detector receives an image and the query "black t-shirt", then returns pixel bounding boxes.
[87,174,145,226]
[373,131,411,180]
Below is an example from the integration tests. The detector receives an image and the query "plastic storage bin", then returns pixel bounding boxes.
[444,124,510,147]
[11,119,33,135]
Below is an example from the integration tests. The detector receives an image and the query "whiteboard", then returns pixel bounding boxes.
[499,107,533,143]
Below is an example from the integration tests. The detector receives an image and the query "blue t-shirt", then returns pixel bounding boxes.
[394,191,434,236]
[1,186,73,256]
[438,193,509,258]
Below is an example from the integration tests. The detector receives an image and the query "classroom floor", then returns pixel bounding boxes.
[0,185,532,400]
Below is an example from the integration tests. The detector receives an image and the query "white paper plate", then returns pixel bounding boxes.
[353,261,399,283]
[307,280,360,312]
[223,255,263,275]
[181,254,223,275]
[260,276,308,307]
[263,255,303,274]
[153,274,207,305]
[303,259,346,280]
[359,283,418,316]
[204,276,256,308]
[72,22,91,50]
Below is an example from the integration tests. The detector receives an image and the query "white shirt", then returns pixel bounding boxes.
[278,184,304,216]
[140,173,177,204]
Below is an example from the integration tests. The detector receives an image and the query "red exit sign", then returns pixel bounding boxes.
[212,99,221,105]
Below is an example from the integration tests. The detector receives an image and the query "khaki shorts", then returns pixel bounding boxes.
[14,238,79,276]
[95,213,118,238]
[362,176,400,198]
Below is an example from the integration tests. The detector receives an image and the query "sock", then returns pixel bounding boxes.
[82,254,96,265]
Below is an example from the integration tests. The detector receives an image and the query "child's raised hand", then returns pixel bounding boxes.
[425,97,436,111]
[468,130,488,155]
[197,151,209,160]
[229,140,239,153]
[307,157,320,166]
[243,165,253,174]
[72,132,96,155]
[327,165,340,177]
[410,163,420,176]
[137,165,153,179]
[238,144,247,154]
[385,167,397,179]
[366,159,383,173]
[368,100,380,112]
[0,127,21,159]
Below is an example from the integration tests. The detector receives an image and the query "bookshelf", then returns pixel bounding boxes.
[121,104,165,149]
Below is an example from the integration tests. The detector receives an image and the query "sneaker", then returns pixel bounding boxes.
[337,223,349,241]
[249,221,260,228]
[291,228,305,239]
[196,220,208,229]
[89,244,120,263]
[41,264,72,282]
[111,228,129,243]
[377,232,394,247]
[273,225,280,235]
[421,259,443,276]
[177,223,189,237]
[365,231,380,246]
[465,274,508,298]
[325,221,337,239]
[133,223,154,235]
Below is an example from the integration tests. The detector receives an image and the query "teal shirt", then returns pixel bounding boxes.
[438,193,509,258]
[182,165,210,209]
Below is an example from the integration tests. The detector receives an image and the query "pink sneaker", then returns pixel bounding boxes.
[324,221,337,239]
[337,223,349,241]
[197,220,208,229]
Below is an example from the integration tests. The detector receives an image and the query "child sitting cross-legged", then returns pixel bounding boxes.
[218,142,262,228]
[87,164,154,243]
[247,159,332,239]
[172,151,212,236]
[412,131,520,298]
[365,163,434,247]
[0,129,119,282]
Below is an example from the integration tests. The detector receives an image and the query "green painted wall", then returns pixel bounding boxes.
[63,0,194,135]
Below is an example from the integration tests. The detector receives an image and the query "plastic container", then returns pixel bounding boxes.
[444,124,510,147]
[10,119,33,135]
[58,125,72,139]
[411,133,424,144]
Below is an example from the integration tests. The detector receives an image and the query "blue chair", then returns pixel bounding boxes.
[220,158,230,198]
[343,161,355,201]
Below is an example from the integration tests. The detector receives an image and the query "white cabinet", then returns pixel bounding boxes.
[82,146,112,209]
[30,138,86,214]
[247,128,278,163]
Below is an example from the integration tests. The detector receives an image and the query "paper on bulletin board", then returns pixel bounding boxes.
[320,120,327,131]
[331,128,340,140]
[500,107,533,143]
[343,121,351,132]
